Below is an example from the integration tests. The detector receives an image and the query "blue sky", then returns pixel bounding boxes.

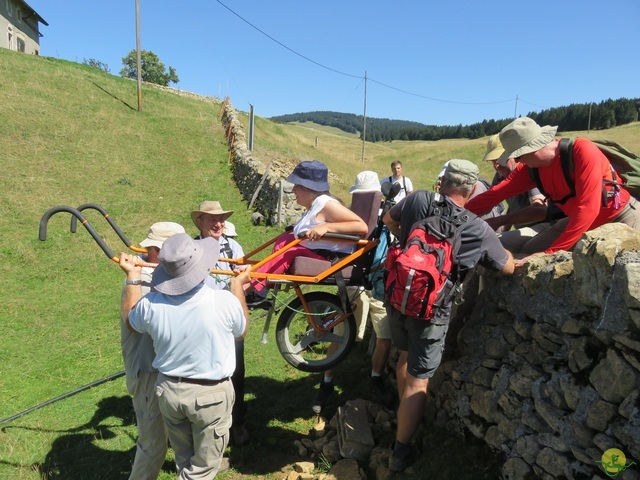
[27,0,639,126]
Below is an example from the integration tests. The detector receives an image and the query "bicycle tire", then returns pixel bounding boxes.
[275,291,356,373]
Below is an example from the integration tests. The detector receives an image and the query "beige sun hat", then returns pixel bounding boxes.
[191,201,234,226]
[349,171,381,193]
[139,222,186,249]
[482,134,505,163]
[497,117,558,165]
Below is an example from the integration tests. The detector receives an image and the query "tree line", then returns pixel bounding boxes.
[271,97,640,142]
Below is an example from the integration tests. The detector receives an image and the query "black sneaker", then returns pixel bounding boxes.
[245,292,273,310]
[370,375,395,409]
[311,380,334,414]
[389,443,418,473]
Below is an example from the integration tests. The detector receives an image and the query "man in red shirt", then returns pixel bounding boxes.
[466,117,640,264]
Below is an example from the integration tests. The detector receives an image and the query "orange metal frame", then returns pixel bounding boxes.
[209,234,378,285]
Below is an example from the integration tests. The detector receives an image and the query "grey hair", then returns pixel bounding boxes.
[440,177,474,197]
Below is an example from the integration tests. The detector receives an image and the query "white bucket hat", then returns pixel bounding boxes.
[349,171,381,193]
[139,222,186,249]
[152,234,220,295]
[223,221,238,237]
[498,117,558,165]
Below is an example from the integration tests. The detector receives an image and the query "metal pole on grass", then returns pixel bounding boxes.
[0,371,125,426]
[136,0,143,112]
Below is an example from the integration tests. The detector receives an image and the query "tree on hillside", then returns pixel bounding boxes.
[119,50,179,87]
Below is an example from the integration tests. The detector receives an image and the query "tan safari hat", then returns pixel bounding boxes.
[191,201,234,226]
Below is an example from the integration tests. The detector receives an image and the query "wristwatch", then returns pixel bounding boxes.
[125,279,142,286]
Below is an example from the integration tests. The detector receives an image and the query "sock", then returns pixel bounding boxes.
[371,371,382,378]
[323,375,333,384]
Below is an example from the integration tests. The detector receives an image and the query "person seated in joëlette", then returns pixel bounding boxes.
[244,160,367,308]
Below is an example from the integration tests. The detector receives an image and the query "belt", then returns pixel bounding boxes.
[164,375,229,386]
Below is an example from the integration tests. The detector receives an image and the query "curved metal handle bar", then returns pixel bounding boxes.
[40,205,118,262]
[71,203,147,254]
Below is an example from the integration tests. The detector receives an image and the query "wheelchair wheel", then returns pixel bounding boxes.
[275,291,356,373]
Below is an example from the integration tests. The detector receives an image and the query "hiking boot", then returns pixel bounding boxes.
[370,375,395,409]
[389,443,418,473]
[230,424,250,447]
[311,380,334,414]
[245,291,273,310]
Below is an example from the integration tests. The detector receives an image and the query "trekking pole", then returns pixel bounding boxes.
[71,204,147,253]
[0,371,125,426]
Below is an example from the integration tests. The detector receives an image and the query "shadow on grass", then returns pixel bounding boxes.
[91,81,136,111]
[225,341,376,477]
[26,395,174,480]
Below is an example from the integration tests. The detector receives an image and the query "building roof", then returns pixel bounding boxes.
[16,0,48,26]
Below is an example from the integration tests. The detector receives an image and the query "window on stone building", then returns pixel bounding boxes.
[17,37,25,53]
[6,0,13,16]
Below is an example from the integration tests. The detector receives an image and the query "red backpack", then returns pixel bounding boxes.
[385,200,472,320]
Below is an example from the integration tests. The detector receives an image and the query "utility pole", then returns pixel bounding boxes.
[135,0,142,112]
[588,103,592,134]
[248,104,254,151]
[514,95,518,119]
[361,71,367,162]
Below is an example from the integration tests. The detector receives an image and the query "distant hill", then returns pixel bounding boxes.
[271,97,640,143]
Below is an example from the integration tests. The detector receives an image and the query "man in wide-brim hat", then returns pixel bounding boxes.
[119,233,250,478]
[480,133,549,250]
[191,200,251,447]
[466,117,640,262]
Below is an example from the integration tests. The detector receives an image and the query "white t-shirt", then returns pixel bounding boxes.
[293,194,357,253]
[381,175,413,202]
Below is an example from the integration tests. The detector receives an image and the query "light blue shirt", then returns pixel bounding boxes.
[128,283,246,379]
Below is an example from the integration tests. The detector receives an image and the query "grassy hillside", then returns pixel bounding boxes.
[2,46,639,479]
[245,115,640,202]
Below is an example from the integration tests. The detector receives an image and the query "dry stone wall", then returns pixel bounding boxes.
[219,98,304,225]
[431,223,640,480]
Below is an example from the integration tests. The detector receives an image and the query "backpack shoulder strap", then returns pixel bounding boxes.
[528,166,547,198]
[558,138,576,181]
[529,138,576,205]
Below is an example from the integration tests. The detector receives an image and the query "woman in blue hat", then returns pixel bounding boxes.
[246,160,367,305]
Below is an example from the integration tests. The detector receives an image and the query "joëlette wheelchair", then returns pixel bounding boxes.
[38,184,398,373]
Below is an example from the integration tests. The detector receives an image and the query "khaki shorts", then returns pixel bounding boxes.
[388,308,448,379]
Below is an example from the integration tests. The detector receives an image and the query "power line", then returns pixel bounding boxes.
[368,78,513,106]
[215,0,514,107]
[215,0,360,80]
